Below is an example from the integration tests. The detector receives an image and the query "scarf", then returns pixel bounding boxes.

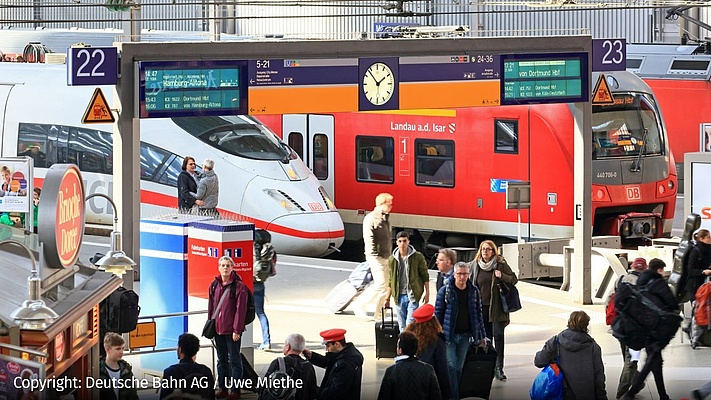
[478,258,497,272]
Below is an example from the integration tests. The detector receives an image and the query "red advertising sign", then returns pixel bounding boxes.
[39,164,86,269]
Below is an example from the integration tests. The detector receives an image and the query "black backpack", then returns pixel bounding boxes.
[669,213,701,303]
[101,287,141,333]
[262,357,302,400]
[179,365,214,399]
[209,280,256,325]
[254,242,277,282]
[612,280,681,350]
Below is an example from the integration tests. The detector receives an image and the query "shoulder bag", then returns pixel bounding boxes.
[530,335,564,400]
[497,280,522,313]
[202,287,230,339]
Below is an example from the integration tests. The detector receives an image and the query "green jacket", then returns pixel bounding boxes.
[98,357,139,400]
[388,246,428,305]
[470,255,518,324]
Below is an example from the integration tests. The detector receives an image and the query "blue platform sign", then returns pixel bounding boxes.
[67,47,118,86]
[592,39,626,72]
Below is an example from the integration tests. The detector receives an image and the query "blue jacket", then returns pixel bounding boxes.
[434,279,487,343]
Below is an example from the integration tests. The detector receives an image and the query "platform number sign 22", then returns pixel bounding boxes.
[67,47,118,86]
[592,39,626,72]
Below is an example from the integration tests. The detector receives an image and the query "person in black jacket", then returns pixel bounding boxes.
[160,333,215,400]
[377,331,442,400]
[177,156,200,212]
[404,304,451,400]
[686,229,711,297]
[303,329,363,400]
[261,333,317,400]
[620,258,679,400]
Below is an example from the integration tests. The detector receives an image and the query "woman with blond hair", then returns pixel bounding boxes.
[405,304,451,400]
[534,311,607,400]
[470,240,518,381]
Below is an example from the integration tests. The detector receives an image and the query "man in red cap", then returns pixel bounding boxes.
[303,329,363,400]
[612,257,647,399]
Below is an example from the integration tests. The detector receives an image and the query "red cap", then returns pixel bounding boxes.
[631,257,648,271]
[320,329,346,344]
[412,304,435,323]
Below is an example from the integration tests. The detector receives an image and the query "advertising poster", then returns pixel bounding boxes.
[703,123,711,152]
[692,162,711,231]
[0,355,45,400]
[0,157,33,213]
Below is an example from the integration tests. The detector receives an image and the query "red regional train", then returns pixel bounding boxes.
[258,70,678,253]
[626,43,711,168]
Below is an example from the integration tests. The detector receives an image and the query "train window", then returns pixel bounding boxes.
[17,125,48,168]
[415,139,454,187]
[173,116,292,161]
[288,132,304,160]
[68,127,112,174]
[592,93,664,159]
[495,120,518,154]
[157,155,183,187]
[139,143,171,181]
[312,134,329,180]
[356,136,394,183]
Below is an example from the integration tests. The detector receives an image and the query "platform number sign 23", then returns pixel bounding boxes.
[67,47,118,86]
[592,39,626,72]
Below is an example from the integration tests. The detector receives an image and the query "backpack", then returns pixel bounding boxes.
[669,213,701,303]
[695,282,711,327]
[101,287,140,333]
[210,280,256,325]
[254,242,277,282]
[262,357,300,400]
[612,280,681,350]
[605,292,617,326]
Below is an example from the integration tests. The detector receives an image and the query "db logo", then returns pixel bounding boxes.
[626,186,641,201]
[701,206,711,219]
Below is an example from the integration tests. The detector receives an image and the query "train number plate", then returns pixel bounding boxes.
[626,186,642,201]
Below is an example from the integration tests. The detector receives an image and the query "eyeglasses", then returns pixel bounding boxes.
[188,163,196,166]
[481,248,494,252]
[455,272,469,276]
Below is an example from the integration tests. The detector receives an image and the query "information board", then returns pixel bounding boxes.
[137,60,248,118]
[501,53,588,105]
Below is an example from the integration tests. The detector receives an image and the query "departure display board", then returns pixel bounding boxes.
[137,60,248,118]
[500,53,588,105]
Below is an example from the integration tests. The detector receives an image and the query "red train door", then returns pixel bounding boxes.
[282,114,336,200]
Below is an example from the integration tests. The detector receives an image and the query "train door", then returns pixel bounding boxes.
[282,114,336,200]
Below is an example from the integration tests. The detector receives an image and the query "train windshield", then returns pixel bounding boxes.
[171,116,294,161]
[592,94,663,159]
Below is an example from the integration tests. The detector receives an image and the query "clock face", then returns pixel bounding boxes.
[363,62,395,106]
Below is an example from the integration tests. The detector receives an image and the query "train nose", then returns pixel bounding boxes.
[266,211,345,257]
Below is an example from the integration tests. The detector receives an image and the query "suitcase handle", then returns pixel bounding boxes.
[381,307,395,326]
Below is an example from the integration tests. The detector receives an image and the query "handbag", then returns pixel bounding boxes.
[530,336,564,400]
[498,280,522,313]
[202,288,230,339]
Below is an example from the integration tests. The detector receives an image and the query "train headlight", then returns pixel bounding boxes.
[263,189,302,212]
[318,187,336,211]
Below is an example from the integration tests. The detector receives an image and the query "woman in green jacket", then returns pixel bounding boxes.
[471,240,518,381]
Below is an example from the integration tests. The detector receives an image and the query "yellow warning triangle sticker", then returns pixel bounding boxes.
[592,74,615,105]
[82,88,115,124]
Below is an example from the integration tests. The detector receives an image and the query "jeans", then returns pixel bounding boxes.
[214,334,243,392]
[253,281,271,344]
[446,333,472,400]
[395,293,419,331]
[482,305,506,370]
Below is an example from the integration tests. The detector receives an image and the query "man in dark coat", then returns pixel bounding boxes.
[377,331,442,400]
[620,258,679,400]
[303,329,363,400]
[160,333,215,400]
[261,333,317,400]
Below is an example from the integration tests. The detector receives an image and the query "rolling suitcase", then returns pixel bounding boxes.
[459,345,497,399]
[375,307,399,359]
[325,279,359,313]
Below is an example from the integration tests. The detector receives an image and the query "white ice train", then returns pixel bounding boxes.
[0,62,345,256]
